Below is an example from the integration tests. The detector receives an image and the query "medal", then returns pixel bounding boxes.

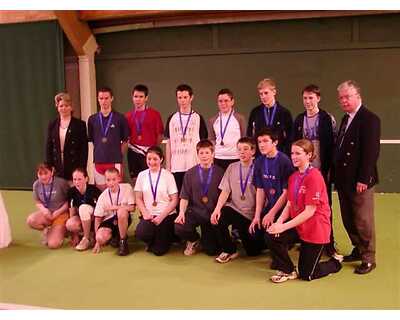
[138,135,142,141]
[108,186,121,217]
[41,179,54,209]
[132,107,147,141]
[263,155,278,201]
[99,112,113,144]
[239,162,254,202]
[269,188,276,195]
[263,104,277,127]
[149,168,162,209]
[198,165,213,206]
[179,110,192,144]
[294,165,312,207]
[219,109,233,147]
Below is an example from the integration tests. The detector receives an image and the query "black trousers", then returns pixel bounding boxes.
[135,214,177,256]
[265,229,341,281]
[214,206,264,256]
[127,149,147,179]
[174,210,220,256]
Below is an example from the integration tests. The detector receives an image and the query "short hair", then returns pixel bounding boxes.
[132,84,149,97]
[97,87,114,97]
[54,92,72,108]
[257,78,277,91]
[72,167,88,178]
[292,139,316,161]
[217,88,234,100]
[176,84,193,97]
[337,80,361,95]
[146,145,164,161]
[36,162,54,174]
[302,84,321,97]
[105,167,120,176]
[237,137,256,149]
[196,139,214,153]
[256,127,279,143]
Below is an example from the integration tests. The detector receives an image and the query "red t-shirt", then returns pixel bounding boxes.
[125,107,164,147]
[288,168,331,244]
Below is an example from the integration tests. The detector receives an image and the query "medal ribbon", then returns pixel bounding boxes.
[41,179,54,208]
[294,165,312,207]
[99,112,114,139]
[132,107,147,137]
[219,109,234,144]
[179,110,192,141]
[108,186,121,216]
[263,156,278,200]
[198,165,214,198]
[149,169,162,205]
[304,114,319,140]
[239,163,254,197]
[263,104,277,127]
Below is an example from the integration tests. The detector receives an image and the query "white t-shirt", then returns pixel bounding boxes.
[134,168,178,216]
[94,183,135,220]
[212,112,241,159]
[166,111,202,172]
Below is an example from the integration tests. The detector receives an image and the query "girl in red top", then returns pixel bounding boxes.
[265,139,343,283]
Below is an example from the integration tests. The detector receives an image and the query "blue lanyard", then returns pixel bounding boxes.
[132,107,147,136]
[263,104,277,127]
[198,165,214,197]
[294,166,312,206]
[219,110,234,144]
[41,179,54,208]
[108,187,120,207]
[179,110,193,141]
[239,163,254,197]
[149,169,162,204]
[98,112,113,138]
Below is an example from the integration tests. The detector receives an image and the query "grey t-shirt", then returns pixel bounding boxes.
[33,176,69,212]
[180,164,224,220]
[219,161,255,221]
[303,114,321,169]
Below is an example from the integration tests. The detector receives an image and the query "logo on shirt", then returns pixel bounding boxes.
[312,192,321,200]
[263,174,276,180]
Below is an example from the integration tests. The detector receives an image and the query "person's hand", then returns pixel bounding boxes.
[267,222,286,235]
[262,212,274,229]
[142,212,153,220]
[151,215,163,226]
[175,213,185,225]
[92,242,101,254]
[356,182,368,194]
[43,209,53,222]
[248,217,260,234]
[210,210,221,225]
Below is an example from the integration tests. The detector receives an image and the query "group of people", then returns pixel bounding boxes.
[26,78,381,283]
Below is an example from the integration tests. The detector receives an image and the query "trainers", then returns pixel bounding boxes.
[332,252,344,263]
[215,252,239,264]
[184,240,199,256]
[270,270,298,283]
[118,238,129,256]
[75,237,90,251]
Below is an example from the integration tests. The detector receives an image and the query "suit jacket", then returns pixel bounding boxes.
[292,109,335,179]
[246,102,293,156]
[46,117,88,180]
[334,105,380,192]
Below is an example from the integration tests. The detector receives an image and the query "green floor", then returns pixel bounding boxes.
[0,190,399,309]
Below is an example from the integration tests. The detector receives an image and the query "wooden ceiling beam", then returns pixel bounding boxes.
[0,10,56,24]
[54,11,98,56]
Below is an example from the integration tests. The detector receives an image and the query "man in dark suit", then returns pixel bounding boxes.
[334,80,381,274]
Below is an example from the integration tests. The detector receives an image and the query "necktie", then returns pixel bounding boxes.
[337,114,349,148]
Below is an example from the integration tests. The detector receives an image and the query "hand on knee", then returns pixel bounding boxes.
[117,208,129,221]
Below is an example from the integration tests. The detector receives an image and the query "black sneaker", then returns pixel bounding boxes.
[110,235,120,248]
[118,238,129,256]
[343,247,361,262]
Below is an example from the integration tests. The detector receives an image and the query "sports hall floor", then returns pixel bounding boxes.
[0,190,399,309]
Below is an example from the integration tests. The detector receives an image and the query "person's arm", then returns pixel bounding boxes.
[262,189,288,228]
[121,141,128,155]
[135,191,152,220]
[210,189,230,225]
[69,206,77,218]
[267,205,316,234]
[175,198,189,224]
[152,193,179,225]
[165,139,171,171]
[207,117,216,144]
[35,201,52,220]
[276,201,291,224]
[249,188,265,234]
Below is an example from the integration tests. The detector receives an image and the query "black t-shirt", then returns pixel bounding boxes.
[67,184,102,208]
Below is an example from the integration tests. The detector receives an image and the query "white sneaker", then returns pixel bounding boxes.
[184,240,199,256]
[270,270,298,283]
[215,252,239,264]
[332,252,344,263]
[75,237,90,251]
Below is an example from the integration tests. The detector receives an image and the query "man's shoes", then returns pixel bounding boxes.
[215,251,239,264]
[183,240,199,256]
[343,247,361,262]
[270,270,298,283]
[75,237,90,251]
[118,238,129,256]
[110,235,120,248]
[354,262,376,274]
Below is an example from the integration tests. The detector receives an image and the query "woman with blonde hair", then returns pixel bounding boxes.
[46,92,88,181]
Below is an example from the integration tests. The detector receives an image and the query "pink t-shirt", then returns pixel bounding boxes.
[288,168,331,244]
